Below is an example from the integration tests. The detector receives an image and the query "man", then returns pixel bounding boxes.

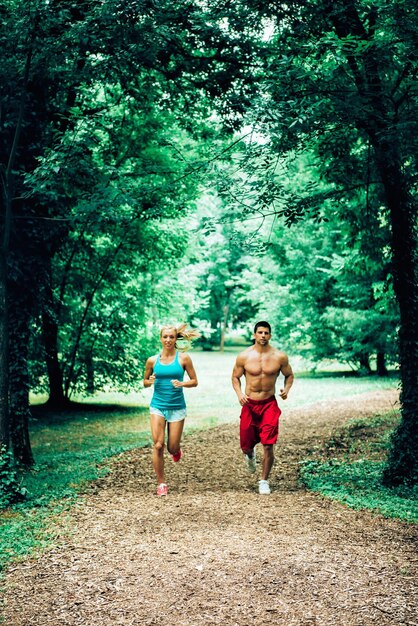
[231,321,294,495]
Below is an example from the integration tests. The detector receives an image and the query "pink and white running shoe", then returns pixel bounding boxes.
[156,483,168,497]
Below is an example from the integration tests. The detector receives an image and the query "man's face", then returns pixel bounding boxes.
[253,327,271,345]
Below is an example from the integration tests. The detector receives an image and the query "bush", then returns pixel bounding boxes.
[0,446,27,509]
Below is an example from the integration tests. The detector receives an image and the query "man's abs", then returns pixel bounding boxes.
[245,375,277,400]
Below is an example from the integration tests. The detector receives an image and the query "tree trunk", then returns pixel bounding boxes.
[86,352,95,394]
[0,38,30,451]
[374,150,418,485]
[359,353,372,375]
[42,282,68,408]
[0,249,9,449]
[376,352,388,377]
[10,327,35,467]
[327,0,418,484]
[220,303,229,352]
[9,295,34,467]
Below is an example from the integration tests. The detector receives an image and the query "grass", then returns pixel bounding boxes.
[300,458,418,522]
[300,413,418,522]
[0,350,409,573]
[25,404,151,508]
[0,405,151,572]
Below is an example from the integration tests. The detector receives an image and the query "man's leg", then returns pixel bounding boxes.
[240,405,253,455]
[258,444,274,495]
[240,403,258,472]
[258,398,280,493]
[261,444,274,480]
[243,448,257,473]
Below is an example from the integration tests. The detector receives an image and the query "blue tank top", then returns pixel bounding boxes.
[151,351,186,410]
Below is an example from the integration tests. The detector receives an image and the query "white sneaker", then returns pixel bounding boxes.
[244,450,256,473]
[258,480,271,495]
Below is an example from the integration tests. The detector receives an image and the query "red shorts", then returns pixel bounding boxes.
[240,396,281,451]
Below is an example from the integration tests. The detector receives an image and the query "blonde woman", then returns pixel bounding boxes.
[144,324,199,496]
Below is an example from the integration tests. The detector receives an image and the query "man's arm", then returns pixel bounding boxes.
[232,353,249,405]
[279,356,294,400]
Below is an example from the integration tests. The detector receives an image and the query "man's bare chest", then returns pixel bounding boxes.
[245,355,281,377]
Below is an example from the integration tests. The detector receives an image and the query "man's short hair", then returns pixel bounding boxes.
[254,321,271,333]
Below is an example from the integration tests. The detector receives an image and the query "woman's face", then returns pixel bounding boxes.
[160,327,177,349]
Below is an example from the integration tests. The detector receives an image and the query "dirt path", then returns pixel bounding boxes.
[3,390,417,625]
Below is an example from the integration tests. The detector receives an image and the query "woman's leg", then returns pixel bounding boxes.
[150,413,167,484]
[167,419,185,456]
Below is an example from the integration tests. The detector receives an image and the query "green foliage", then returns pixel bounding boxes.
[0,446,27,509]
[0,507,63,571]
[232,0,418,483]
[325,413,399,458]
[23,406,150,507]
[301,459,418,522]
[190,192,259,348]
[24,68,212,398]
[205,134,399,370]
[147,187,261,350]
[300,412,418,521]
[2,0,259,473]
[241,192,398,371]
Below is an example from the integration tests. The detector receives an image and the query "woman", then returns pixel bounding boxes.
[143,323,199,496]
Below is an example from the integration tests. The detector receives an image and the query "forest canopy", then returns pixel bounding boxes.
[1,0,417,486]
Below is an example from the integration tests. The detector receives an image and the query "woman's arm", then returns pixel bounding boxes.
[172,353,198,388]
[143,356,157,387]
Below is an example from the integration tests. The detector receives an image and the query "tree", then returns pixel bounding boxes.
[221,0,417,484]
[239,150,398,373]
[187,191,259,350]
[30,98,201,404]
[1,0,258,466]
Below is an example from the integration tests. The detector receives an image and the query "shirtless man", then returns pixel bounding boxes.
[231,321,294,495]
